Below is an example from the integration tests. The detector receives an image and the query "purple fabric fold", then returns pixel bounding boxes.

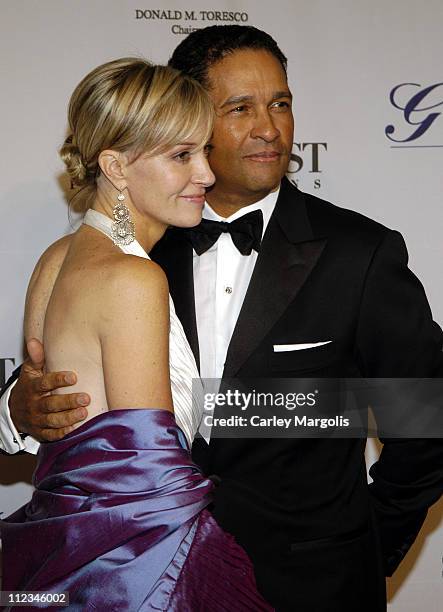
[1,409,272,611]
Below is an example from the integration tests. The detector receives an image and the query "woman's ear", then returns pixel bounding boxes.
[98,150,128,190]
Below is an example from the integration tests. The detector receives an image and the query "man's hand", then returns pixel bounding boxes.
[9,338,90,442]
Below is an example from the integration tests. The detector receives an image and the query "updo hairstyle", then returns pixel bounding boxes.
[59,57,214,209]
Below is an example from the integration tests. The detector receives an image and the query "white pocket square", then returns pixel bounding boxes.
[273,341,332,352]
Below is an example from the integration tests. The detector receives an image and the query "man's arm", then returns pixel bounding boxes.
[0,339,90,453]
[356,230,443,575]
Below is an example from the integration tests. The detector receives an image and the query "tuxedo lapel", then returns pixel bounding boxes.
[150,231,200,369]
[223,179,327,378]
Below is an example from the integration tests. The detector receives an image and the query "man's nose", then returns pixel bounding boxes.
[250,109,280,142]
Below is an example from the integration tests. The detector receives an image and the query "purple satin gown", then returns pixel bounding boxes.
[1,409,272,611]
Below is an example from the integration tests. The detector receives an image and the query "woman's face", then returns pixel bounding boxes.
[124,129,215,228]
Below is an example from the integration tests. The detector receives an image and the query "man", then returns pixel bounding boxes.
[1,26,442,611]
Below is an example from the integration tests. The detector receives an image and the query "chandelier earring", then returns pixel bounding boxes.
[111,188,135,246]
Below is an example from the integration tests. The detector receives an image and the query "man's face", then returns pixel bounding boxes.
[206,48,294,208]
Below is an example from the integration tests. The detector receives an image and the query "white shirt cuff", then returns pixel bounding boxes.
[0,380,39,455]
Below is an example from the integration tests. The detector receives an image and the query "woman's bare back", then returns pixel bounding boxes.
[24,224,173,429]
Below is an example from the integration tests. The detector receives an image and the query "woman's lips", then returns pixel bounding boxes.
[180,194,206,205]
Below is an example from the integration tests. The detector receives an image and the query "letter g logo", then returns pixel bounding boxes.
[385,82,443,143]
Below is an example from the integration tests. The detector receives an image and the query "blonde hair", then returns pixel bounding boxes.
[60,57,214,208]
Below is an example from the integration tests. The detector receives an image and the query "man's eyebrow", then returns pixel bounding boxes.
[273,90,292,100]
[220,95,254,109]
[220,91,292,109]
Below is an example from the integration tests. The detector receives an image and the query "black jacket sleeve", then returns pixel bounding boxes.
[356,230,443,575]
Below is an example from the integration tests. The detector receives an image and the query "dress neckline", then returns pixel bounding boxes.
[83,209,150,260]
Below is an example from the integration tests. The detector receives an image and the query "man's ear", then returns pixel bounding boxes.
[98,149,128,190]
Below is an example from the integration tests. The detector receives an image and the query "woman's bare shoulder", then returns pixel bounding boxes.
[29,235,72,289]
[24,235,73,341]
[103,255,169,307]
[96,255,170,363]
[42,234,72,263]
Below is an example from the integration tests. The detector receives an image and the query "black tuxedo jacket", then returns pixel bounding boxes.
[151,178,443,611]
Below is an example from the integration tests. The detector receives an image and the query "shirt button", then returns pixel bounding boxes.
[225,286,233,294]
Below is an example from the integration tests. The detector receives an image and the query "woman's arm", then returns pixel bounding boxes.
[98,256,174,412]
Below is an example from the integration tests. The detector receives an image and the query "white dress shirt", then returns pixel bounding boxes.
[0,187,280,453]
[194,188,279,380]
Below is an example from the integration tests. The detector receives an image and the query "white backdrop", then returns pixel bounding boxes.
[1,1,442,609]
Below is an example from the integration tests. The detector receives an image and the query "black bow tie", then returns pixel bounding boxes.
[185,209,264,255]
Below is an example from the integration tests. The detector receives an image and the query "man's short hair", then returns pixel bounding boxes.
[168,25,287,88]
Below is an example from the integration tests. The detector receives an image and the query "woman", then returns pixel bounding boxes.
[1,58,272,611]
